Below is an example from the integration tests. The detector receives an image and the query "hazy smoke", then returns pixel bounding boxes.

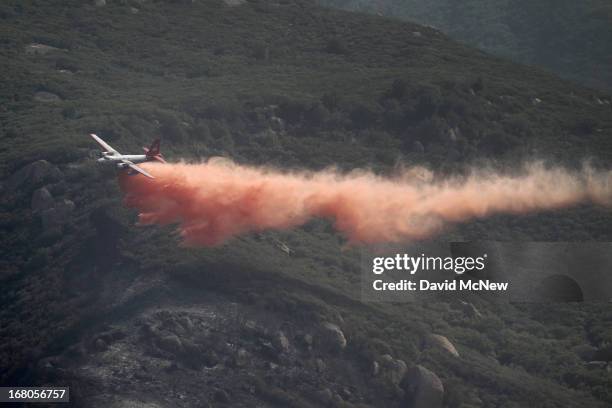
[119,160,611,246]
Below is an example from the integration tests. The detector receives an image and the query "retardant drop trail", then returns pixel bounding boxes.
[119,160,612,246]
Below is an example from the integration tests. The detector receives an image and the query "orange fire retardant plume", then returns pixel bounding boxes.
[119,160,611,246]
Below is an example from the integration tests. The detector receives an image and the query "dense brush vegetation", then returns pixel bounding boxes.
[1,0,611,406]
[320,0,612,91]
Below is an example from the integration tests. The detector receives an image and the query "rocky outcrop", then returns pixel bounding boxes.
[234,348,249,367]
[422,334,460,357]
[402,365,444,408]
[371,360,380,376]
[31,187,54,212]
[7,160,63,191]
[272,331,290,354]
[297,332,313,351]
[317,322,347,352]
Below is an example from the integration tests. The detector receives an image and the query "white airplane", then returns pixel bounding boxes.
[90,133,166,179]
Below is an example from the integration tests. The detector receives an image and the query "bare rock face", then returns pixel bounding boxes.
[402,365,444,408]
[8,160,63,191]
[422,334,460,357]
[31,187,54,212]
[317,322,347,352]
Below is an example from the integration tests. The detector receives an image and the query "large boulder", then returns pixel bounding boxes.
[272,331,290,354]
[7,160,63,191]
[155,334,183,355]
[234,348,249,367]
[31,187,55,212]
[422,334,460,357]
[402,365,444,408]
[317,322,347,352]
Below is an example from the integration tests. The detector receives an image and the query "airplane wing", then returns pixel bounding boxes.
[90,133,119,154]
[123,160,155,179]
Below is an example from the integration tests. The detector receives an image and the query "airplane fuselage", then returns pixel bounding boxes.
[90,133,162,179]
[98,153,148,167]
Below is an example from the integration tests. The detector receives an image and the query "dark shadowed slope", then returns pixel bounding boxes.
[320,0,612,91]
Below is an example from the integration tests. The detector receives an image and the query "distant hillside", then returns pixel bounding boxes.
[320,0,612,91]
[1,1,612,407]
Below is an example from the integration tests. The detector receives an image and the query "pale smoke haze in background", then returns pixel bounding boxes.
[119,160,612,246]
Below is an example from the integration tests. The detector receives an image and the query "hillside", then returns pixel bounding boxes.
[319,0,612,92]
[1,0,612,407]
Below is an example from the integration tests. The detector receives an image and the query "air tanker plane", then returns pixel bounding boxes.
[90,133,165,179]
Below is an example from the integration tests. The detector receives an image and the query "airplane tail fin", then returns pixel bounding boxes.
[144,139,160,156]
[143,139,166,163]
